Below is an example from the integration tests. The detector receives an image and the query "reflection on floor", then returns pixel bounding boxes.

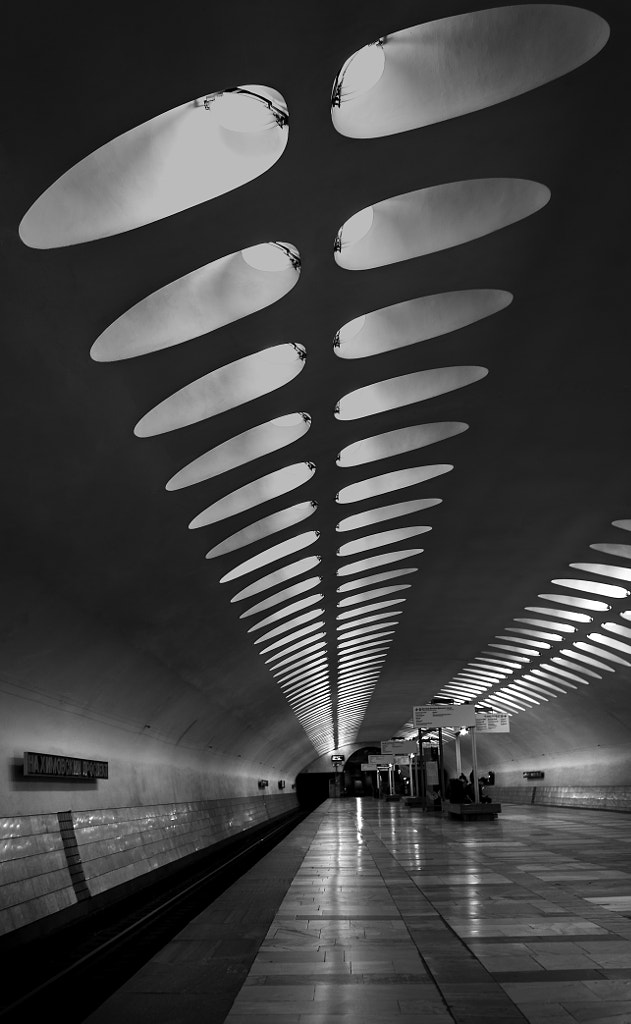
[226,799,631,1024]
[84,798,631,1023]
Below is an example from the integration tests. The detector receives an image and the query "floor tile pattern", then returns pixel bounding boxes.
[86,799,631,1023]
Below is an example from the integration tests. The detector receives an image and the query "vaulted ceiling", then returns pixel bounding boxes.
[2,1,630,774]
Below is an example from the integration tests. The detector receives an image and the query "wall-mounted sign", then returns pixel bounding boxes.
[330,754,345,762]
[523,770,545,779]
[381,740,417,754]
[23,751,108,779]
[475,713,510,733]
[413,704,476,728]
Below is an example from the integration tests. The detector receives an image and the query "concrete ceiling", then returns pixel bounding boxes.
[2,1,630,777]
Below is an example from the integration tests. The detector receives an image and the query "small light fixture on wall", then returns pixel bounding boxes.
[278,780,286,790]
[258,779,269,789]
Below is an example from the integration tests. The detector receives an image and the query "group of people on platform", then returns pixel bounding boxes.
[445,771,494,804]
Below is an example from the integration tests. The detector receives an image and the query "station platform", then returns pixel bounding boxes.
[85,798,631,1024]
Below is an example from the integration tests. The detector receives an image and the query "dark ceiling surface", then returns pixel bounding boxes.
[1,1,630,769]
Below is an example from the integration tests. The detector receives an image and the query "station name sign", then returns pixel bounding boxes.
[23,751,108,779]
[413,704,476,728]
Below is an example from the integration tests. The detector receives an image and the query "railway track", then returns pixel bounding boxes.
[0,807,307,1022]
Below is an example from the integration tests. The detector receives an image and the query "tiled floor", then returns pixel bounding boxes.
[86,799,631,1024]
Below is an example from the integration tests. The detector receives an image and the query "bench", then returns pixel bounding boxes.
[442,800,502,821]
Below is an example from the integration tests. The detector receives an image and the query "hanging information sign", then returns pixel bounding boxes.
[368,754,410,766]
[413,704,476,728]
[475,713,510,733]
[381,740,417,754]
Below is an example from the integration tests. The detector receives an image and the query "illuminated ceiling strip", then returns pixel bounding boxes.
[494,636,550,649]
[573,641,630,667]
[539,593,610,612]
[514,618,576,633]
[587,632,631,657]
[488,644,539,657]
[537,663,589,685]
[603,621,631,640]
[526,605,592,623]
[571,561,631,583]
[255,607,324,643]
[240,577,321,618]
[259,620,325,655]
[220,531,319,583]
[550,657,601,680]
[551,578,629,600]
[337,549,424,576]
[480,652,529,663]
[505,627,563,642]
[337,601,406,621]
[522,674,565,695]
[337,568,418,592]
[338,631,395,650]
[531,668,576,690]
[559,648,613,672]
[264,632,326,664]
[231,555,321,603]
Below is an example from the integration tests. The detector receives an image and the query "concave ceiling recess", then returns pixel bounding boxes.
[19,6,611,754]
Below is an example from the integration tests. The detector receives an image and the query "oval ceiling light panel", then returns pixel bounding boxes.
[20,85,289,248]
[551,578,630,600]
[337,568,417,592]
[515,618,575,633]
[332,7,608,138]
[339,526,431,557]
[168,414,311,491]
[574,641,630,667]
[337,601,406,623]
[603,621,631,641]
[570,561,631,583]
[338,632,395,650]
[91,244,300,362]
[337,465,452,504]
[337,549,423,576]
[206,501,316,559]
[190,462,315,529]
[247,593,323,633]
[135,343,306,437]
[526,605,592,623]
[591,543,631,561]
[337,499,441,533]
[338,423,467,468]
[230,555,320,603]
[488,644,538,657]
[334,180,550,271]
[256,606,325,638]
[239,577,321,619]
[336,367,487,421]
[219,531,319,583]
[338,585,411,608]
[613,520,631,532]
[539,593,610,612]
[337,612,402,632]
[334,291,512,359]
[587,632,631,657]
[505,628,562,642]
[261,623,325,657]
[560,649,613,672]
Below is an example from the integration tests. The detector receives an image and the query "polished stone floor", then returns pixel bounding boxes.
[86,799,631,1024]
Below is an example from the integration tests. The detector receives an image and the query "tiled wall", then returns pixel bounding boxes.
[494,785,631,812]
[0,793,297,938]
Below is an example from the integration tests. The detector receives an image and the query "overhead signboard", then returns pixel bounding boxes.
[413,704,476,728]
[368,754,410,766]
[330,754,345,762]
[381,740,417,754]
[475,713,510,733]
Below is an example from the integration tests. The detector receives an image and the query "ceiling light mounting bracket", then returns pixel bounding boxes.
[201,87,289,128]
